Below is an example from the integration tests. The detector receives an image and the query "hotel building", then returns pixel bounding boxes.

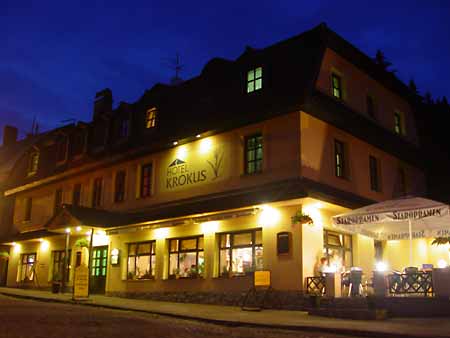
[1,23,444,303]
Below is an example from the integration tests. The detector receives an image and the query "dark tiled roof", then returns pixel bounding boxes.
[0,229,60,244]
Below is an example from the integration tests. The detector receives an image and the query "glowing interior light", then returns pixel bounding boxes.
[199,138,213,154]
[437,259,448,269]
[196,134,201,138]
[76,226,82,232]
[172,141,178,146]
[92,230,108,246]
[65,228,71,233]
[259,205,280,227]
[201,221,219,234]
[176,145,188,160]
[375,261,388,272]
[154,227,169,240]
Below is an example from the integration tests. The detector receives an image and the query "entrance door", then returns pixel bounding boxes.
[90,246,108,294]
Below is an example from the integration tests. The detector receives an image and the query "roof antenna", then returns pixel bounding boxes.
[164,52,184,86]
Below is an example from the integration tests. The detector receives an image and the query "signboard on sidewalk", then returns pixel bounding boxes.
[254,270,271,287]
[73,265,89,300]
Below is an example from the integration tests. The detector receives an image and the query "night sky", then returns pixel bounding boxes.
[1,1,449,140]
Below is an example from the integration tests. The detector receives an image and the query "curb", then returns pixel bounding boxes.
[0,291,447,338]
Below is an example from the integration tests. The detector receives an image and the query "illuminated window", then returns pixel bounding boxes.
[52,250,71,282]
[127,241,155,280]
[92,177,103,208]
[169,236,204,278]
[146,108,157,129]
[114,170,126,203]
[244,134,263,175]
[334,139,346,178]
[140,163,152,198]
[247,67,262,93]
[20,253,37,281]
[394,111,404,135]
[369,156,380,192]
[219,229,263,277]
[54,189,63,215]
[28,151,39,176]
[323,230,352,269]
[331,73,342,99]
[72,184,82,207]
[24,197,32,222]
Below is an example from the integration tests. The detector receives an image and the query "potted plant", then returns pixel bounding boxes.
[291,210,313,225]
[52,271,62,293]
[75,238,89,248]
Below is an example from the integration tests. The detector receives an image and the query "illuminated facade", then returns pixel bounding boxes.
[1,23,440,303]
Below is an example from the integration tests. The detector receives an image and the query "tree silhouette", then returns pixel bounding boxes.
[374,49,396,73]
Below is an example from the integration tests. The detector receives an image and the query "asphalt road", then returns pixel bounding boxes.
[0,295,366,338]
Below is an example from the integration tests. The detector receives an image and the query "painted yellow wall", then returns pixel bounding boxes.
[300,112,426,201]
[384,239,450,271]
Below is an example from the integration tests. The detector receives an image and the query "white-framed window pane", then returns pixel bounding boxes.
[136,255,151,279]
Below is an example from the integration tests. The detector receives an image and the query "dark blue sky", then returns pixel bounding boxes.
[1,0,449,140]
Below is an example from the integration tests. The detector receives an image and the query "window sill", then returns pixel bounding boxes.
[126,278,155,282]
[240,171,263,178]
[215,273,254,279]
[167,276,204,280]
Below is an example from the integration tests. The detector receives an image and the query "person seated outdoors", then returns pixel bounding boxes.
[314,257,329,277]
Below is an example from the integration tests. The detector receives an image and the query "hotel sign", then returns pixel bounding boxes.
[161,141,228,192]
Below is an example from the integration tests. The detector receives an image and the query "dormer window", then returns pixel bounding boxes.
[146,108,157,129]
[246,67,262,93]
[331,73,343,100]
[71,131,86,157]
[119,119,130,138]
[394,111,406,135]
[56,136,68,163]
[27,151,39,176]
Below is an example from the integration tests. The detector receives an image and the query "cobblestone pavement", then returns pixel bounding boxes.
[0,295,364,338]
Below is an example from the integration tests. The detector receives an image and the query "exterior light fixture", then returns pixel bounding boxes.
[259,205,280,227]
[65,228,71,234]
[437,259,448,269]
[76,226,82,232]
[110,248,120,265]
[375,261,388,272]
[173,141,178,146]
[196,134,201,138]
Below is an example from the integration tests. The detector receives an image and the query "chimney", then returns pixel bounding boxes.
[93,88,113,120]
[3,125,18,146]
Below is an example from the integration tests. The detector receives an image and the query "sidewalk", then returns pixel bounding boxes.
[1,287,449,338]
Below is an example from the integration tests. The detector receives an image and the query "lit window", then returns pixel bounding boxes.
[219,229,263,277]
[323,230,352,270]
[20,253,37,281]
[334,140,346,178]
[114,170,126,203]
[28,152,39,176]
[140,163,152,198]
[146,108,157,129]
[127,241,155,280]
[92,177,103,208]
[247,67,262,93]
[52,250,71,282]
[244,134,263,175]
[331,73,343,100]
[169,236,204,278]
[394,111,404,135]
[369,156,380,192]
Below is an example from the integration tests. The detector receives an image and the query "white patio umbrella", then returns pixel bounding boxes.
[331,197,450,266]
